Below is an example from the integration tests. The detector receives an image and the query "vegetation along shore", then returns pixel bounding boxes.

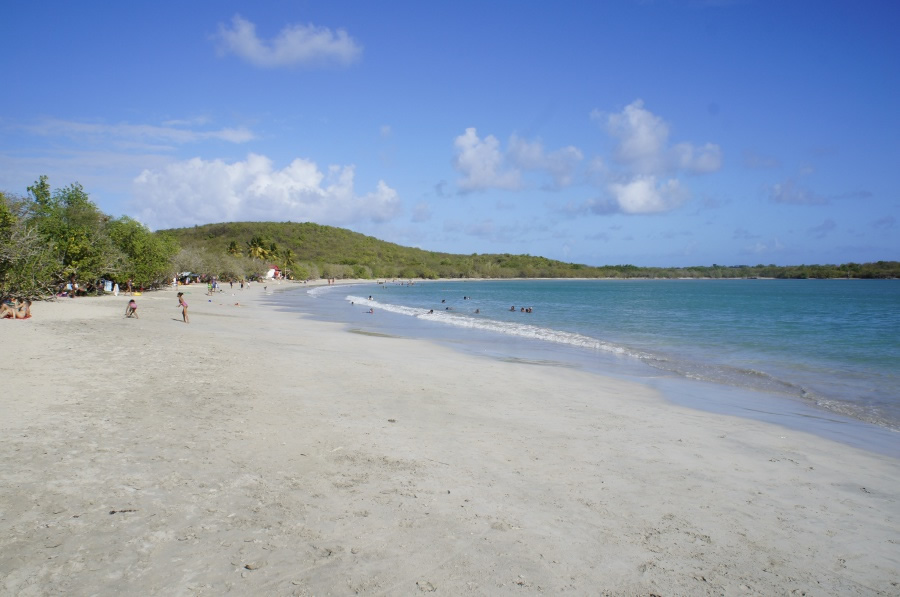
[2,177,897,299]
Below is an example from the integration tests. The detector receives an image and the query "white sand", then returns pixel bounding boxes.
[1,283,898,596]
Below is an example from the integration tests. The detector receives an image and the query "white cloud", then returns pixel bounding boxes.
[215,15,362,68]
[507,135,583,188]
[594,100,722,176]
[599,100,670,175]
[672,142,722,173]
[133,153,400,230]
[27,118,254,148]
[584,99,722,215]
[453,128,521,192]
[608,175,687,214]
[452,128,583,192]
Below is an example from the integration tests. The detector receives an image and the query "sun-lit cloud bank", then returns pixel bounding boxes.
[214,15,362,68]
[456,100,723,218]
[132,153,399,230]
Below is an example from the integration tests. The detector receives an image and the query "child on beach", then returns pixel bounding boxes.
[177,292,189,324]
[125,299,138,318]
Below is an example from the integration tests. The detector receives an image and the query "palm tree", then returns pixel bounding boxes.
[246,236,268,260]
[227,240,241,256]
[281,248,295,278]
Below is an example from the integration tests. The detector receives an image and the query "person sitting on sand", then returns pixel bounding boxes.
[1,298,19,319]
[16,299,31,319]
[1,298,31,319]
[125,299,138,318]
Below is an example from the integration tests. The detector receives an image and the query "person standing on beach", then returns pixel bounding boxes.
[177,292,189,324]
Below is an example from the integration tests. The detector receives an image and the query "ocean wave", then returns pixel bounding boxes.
[346,294,653,359]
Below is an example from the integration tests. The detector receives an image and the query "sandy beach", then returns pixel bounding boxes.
[1,282,898,596]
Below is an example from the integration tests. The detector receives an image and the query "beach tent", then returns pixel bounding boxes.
[264,265,281,279]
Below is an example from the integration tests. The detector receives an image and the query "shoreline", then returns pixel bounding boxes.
[282,280,900,458]
[2,286,898,595]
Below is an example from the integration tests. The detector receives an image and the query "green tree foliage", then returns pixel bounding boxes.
[2,177,183,298]
[107,217,179,287]
[28,179,122,286]
[246,235,269,260]
[0,191,61,297]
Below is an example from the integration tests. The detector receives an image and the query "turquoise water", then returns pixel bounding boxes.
[268,279,900,454]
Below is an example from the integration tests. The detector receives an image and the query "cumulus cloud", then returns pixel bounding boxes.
[600,100,670,175]
[585,99,721,215]
[592,99,722,176]
[452,128,583,192]
[672,142,722,174]
[453,128,521,192]
[507,135,583,188]
[133,153,399,230]
[214,15,362,68]
[608,175,688,214]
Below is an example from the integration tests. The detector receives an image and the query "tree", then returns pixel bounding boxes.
[108,217,179,287]
[246,236,268,260]
[280,248,295,278]
[28,179,122,288]
[0,191,61,297]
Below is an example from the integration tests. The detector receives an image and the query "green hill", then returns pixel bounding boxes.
[160,221,599,280]
[160,221,900,281]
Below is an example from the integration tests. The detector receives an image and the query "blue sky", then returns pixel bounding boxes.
[1,1,897,267]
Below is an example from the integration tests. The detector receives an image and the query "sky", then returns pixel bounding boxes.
[1,1,898,267]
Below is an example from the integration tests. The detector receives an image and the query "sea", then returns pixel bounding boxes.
[265,278,900,458]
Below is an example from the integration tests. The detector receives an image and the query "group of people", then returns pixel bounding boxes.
[123,291,189,323]
[1,297,32,319]
[509,306,534,313]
